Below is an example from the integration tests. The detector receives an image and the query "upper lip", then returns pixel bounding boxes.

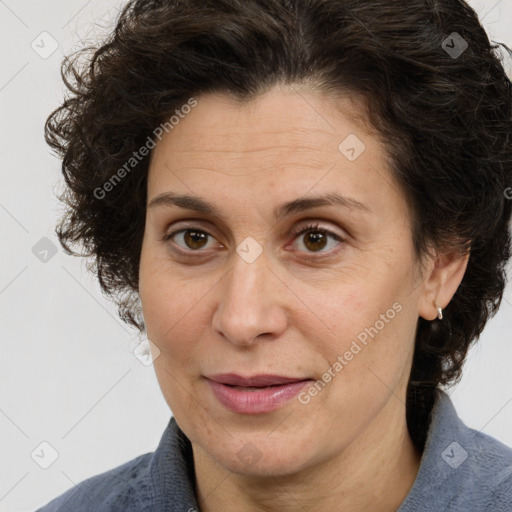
[206,373,311,387]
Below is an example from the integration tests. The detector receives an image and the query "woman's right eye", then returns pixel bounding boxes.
[163,228,220,253]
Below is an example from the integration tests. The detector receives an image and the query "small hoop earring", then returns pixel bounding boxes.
[437,307,443,320]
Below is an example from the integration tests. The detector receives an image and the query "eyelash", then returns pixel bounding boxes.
[162,222,344,257]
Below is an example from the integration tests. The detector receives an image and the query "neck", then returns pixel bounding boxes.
[192,401,422,512]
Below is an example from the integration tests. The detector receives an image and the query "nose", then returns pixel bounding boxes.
[212,248,288,347]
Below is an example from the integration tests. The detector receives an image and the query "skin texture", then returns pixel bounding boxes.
[138,85,469,512]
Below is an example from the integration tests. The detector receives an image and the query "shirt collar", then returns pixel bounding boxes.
[398,389,473,510]
[149,416,198,511]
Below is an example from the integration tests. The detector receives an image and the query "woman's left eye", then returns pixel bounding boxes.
[288,223,344,254]
[162,222,344,255]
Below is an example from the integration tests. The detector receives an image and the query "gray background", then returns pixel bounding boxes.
[1,0,511,510]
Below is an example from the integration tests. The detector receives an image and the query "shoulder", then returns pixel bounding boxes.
[438,396,512,506]
[35,416,198,512]
[399,391,512,512]
[436,395,512,510]
[35,452,154,512]
[463,428,512,507]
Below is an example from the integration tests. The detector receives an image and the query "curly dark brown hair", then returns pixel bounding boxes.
[45,0,512,450]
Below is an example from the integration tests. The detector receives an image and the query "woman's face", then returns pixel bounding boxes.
[139,86,428,476]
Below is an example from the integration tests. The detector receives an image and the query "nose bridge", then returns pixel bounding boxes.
[213,246,285,345]
[230,254,262,303]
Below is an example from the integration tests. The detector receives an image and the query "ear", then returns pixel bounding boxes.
[418,249,470,321]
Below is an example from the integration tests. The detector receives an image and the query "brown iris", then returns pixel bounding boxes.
[184,230,208,250]
[303,231,328,252]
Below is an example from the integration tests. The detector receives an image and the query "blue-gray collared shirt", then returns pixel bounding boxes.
[36,390,512,511]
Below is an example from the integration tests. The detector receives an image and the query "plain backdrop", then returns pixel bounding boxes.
[1,0,512,510]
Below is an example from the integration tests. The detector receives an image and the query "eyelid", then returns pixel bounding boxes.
[160,218,219,241]
[288,221,344,239]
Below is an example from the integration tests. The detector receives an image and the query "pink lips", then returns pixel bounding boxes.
[205,373,312,414]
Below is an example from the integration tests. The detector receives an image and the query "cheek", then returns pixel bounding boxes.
[298,267,416,395]
[139,251,205,361]
[325,300,415,410]
[139,258,212,418]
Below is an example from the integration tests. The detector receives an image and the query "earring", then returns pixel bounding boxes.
[437,307,443,320]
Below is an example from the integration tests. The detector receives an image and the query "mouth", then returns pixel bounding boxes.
[205,373,313,414]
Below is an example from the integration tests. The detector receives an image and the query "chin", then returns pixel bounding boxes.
[195,429,322,478]
[215,449,309,478]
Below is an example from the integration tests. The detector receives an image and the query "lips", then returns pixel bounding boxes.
[205,373,312,414]
[207,373,307,387]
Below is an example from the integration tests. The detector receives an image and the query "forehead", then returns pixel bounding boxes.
[146,86,402,217]
[150,86,376,165]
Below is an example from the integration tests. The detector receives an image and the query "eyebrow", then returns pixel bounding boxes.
[147,191,370,220]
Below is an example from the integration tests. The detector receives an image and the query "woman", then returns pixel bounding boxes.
[39,0,512,510]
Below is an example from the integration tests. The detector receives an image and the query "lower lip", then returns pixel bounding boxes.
[206,379,311,414]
